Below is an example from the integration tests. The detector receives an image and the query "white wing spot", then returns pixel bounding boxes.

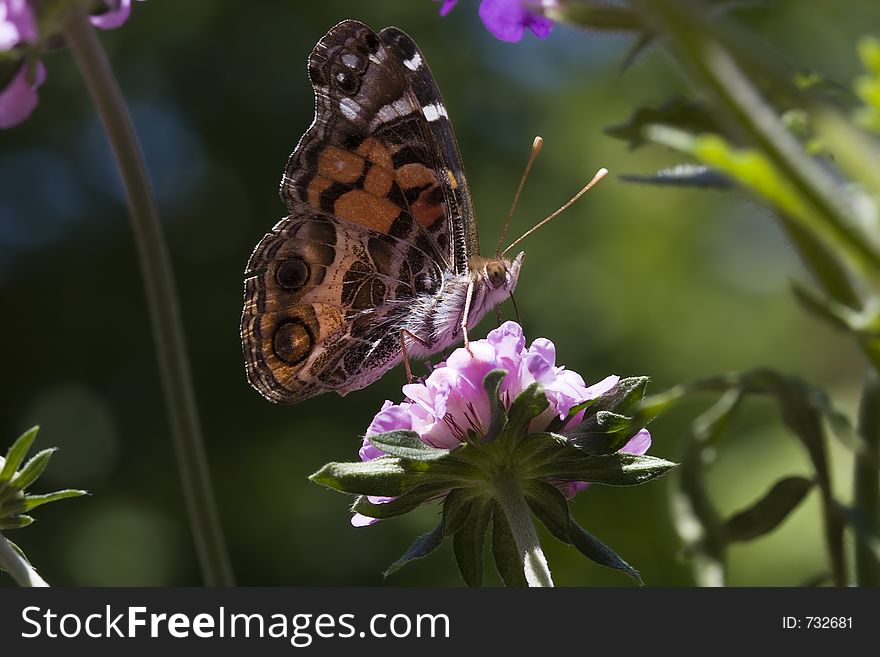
[341,53,361,69]
[422,103,448,122]
[404,52,422,71]
[339,97,360,122]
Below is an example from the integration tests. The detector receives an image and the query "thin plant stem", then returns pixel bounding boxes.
[855,367,880,586]
[494,474,553,587]
[0,532,49,587]
[63,11,234,586]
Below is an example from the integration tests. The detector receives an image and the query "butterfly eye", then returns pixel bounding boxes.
[486,261,507,289]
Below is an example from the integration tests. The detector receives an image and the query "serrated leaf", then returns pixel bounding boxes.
[0,515,34,530]
[384,522,446,579]
[491,505,527,587]
[366,430,452,461]
[351,484,448,520]
[0,426,39,488]
[452,499,492,587]
[569,520,643,584]
[482,369,509,443]
[724,476,815,542]
[536,452,678,486]
[524,480,572,543]
[605,97,722,149]
[7,449,55,494]
[309,456,465,497]
[621,165,733,188]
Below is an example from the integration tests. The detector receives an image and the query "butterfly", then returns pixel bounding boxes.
[241,19,525,403]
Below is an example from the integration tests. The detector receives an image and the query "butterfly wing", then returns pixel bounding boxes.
[242,20,473,402]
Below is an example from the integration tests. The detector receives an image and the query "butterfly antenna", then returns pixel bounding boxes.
[495,136,544,257]
[501,167,608,258]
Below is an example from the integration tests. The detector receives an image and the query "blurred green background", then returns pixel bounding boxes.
[1,0,876,586]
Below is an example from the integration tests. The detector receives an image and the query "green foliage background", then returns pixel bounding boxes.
[0,0,876,585]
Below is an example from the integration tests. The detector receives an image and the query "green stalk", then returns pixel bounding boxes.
[63,11,234,586]
[0,533,49,587]
[856,368,880,585]
[632,0,880,296]
[494,475,554,587]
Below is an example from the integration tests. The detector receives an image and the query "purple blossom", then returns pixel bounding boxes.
[0,0,37,50]
[0,60,44,128]
[0,0,144,129]
[436,0,555,43]
[90,0,144,31]
[352,321,652,525]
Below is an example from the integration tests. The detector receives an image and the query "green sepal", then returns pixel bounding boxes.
[0,515,34,530]
[309,456,469,497]
[569,520,643,585]
[0,426,40,489]
[452,498,492,587]
[526,480,642,584]
[442,488,478,536]
[724,476,815,542]
[350,483,448,520]
[503,382,549,442]
[535,452,678,486]
[384,522,446,579]
[0,489,87,517]
[491,505,527,587]
[365,430,452,461]
[482,369,509,443]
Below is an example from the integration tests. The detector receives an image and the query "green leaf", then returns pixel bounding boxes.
[594,377,651,414]
[491,505,527,587]
[544,2,645,32]
[442,488,478,536]
[309,456,467,497]
[7,449,56,495]
[855,37,880,133]
[621,164,733,189]
[524,480,572,543]
[366,430,452,461]
[504,383,549,440]
[569,520,643,585]
[536,452,678,486]
[563,411,645,455]
[452,499,492,587]
[724,476,815,542]
[0,515,34,530]
[384,522,446,578]
[350,483,448,520]
[482,369,509,443]
[0,426,39,489]
[605,97,722,149]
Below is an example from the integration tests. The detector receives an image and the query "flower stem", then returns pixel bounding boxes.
[0,533,49,587]
[855,366,880,586]
[494,475,553,587]
[63,11,234,586]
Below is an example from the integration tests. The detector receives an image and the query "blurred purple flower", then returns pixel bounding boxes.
[352,321,651,525]
[0,0,145,129]
[436,0,555,42]
[0,0,37,50]
[90,0,145,31]
[0,61,44,128]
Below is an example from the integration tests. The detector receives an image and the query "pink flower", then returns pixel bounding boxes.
[436,0,556,42]
[352,322,651,525]
[0,0,36,50]
[90,0,145,31]
[0,60,44,128]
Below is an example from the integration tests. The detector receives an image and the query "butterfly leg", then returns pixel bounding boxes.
[461,277,475,356]
[400,329,433,384]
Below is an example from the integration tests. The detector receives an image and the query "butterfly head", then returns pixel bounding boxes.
[470,252,524,296]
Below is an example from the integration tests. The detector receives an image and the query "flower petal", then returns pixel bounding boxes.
[435,0,459,16]
[0,61,45,129]
[90,0,134,31]
[0,0,37,49]
[478,0,530,42]
[620,428,652,456]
